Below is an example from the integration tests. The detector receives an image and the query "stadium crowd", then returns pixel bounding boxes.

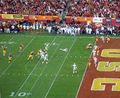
[0,0,68,15]
[0,0,120,18]
[67,0,120,18]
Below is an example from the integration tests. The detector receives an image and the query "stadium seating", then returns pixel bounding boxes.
[0,0,119,18]
[0,0,68,15]
[66,0,120,18]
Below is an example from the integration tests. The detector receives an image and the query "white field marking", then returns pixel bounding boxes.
[45,37,77,98]
[27,38,62,96]
[0,37,35,78]
[2,34,120,39]
[8,34,95,39]
[23,35,120,39]
[8,37,14,41]
[0,37,13,44]
[75,40,96,98]
[14,36,56,98]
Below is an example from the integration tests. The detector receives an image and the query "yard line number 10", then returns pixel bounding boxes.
[9,92,31,97]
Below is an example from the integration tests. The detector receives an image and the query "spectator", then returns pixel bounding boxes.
[67,0,120,18]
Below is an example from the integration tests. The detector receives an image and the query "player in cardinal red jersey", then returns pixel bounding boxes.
[8,52,12,63]
[19,42,23,52]
[36,48,41,58]
[27,51,34,60]
[106,35,110,43]
[2,45,7,56]
[88,58,92,67]
[96,36,99,42]
[96,47,100,56]
[87,43,92,49]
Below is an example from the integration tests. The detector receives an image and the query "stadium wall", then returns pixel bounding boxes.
[65,16,120,25]
[0,14,120,25]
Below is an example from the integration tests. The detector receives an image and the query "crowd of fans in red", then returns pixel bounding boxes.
[0,0,120,18]
[67,0,120,18]
[0,0,68,15]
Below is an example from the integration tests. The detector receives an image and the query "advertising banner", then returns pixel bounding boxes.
[106,17,111,23]
[29,15,52,20]
[2,14,13,19]
[70,17,93,22]
[116,18,120,23]
[13,14,23,19]
[93,17,103,23]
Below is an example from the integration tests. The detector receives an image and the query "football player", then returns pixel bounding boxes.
[2,45,7,56]
[36,48,41,58]
[73,63,77,74]
[96,36,99,42]
[97,47,100,56]
[106,35,110,43]
[19,42,23,52]
[8,52,12,63]
[44,54,48,64]
[87,43,92,49]
[93,57,97,67]
[88,58,92,68]
[27,51,34,60]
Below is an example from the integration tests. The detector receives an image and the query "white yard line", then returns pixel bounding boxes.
[8,37,14,41]
[0,37,35,78]
[27,39,62,96]
[45,37,77,98]
[75,41,96,98]
[14,36,56,98]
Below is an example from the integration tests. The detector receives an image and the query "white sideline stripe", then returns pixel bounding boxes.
[0,37,35,78]
[14,36,56,98]
[2,34,96,38]
[75,41,96,98]
[45,37,77,98]
[27,38,62,96]
[2,34,120,39]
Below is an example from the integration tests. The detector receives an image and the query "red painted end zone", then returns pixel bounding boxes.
[77,38,120,98]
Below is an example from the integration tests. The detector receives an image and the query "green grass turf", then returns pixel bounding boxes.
[0,33,96,98]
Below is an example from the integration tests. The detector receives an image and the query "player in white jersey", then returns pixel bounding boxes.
[94,45,98,50]
[77,27,80,34]
[101,36,105,43]
[48,26,52,33]
[72,63,77,74]
[40,51,44,63]
[44,43,49,53]
[96,28,99,34]
[23,25,26,30]
[33,23,35,30]
[92,50,96,57]
[27,25,29,30]
[40,50,44,59]
[44,54,48,64]
[93,57,97,67]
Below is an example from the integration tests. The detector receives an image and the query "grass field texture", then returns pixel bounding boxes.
[0,33,95,98]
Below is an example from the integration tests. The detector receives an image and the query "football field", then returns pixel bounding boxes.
[0,33,95,98]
